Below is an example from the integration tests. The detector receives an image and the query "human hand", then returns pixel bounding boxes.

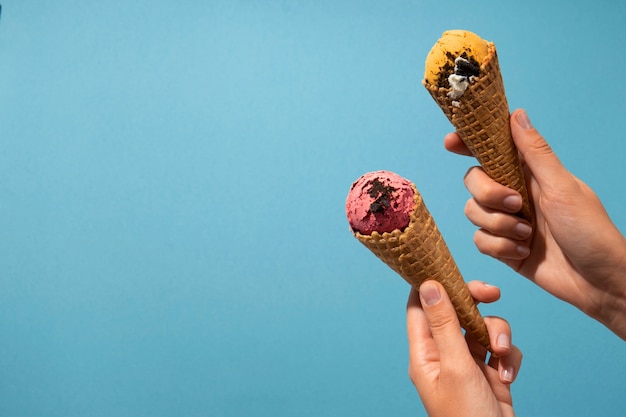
[407,280,522,417]
[445,109,626,339]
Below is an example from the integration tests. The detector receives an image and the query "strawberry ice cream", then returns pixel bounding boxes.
[345,170,415,235]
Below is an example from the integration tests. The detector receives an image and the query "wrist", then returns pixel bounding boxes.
[593,235,626,340]
[598,292,626,341]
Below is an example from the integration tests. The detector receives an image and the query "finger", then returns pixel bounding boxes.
[464,316,510,361]
[464,167,524,214]
[510,109,572,191]
[489,343,523,384]
[465,199,533,241]
[474,229,531,260]
[419,281,474,368]
[406,287,438,390]
[469,316,522,385]
[483,316,513,358]
[443,132,473,156]
[407,287,433,349]
[466,280,501,304]
[497,344,523,384]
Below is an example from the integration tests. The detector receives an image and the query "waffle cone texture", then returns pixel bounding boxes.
[424,42,534,226]
[354,184,491,351]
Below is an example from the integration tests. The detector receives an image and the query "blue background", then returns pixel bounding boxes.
[1,1,625,416]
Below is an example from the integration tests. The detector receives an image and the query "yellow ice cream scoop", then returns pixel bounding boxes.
[424,30,490,87]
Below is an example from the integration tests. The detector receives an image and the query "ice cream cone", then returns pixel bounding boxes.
[423,37,534,226]
[354,183,491,351]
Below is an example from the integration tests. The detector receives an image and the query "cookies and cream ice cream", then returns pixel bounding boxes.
[424,30,489,89]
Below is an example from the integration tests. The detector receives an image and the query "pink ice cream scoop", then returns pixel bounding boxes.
[345,170,415,235]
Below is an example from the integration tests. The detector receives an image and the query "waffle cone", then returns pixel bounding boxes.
[424,42,534,226]
[355,184,491,351]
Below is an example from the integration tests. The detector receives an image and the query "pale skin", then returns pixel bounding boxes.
[407,280,522,417]
[444,108,626,340]
[407,107,626,416]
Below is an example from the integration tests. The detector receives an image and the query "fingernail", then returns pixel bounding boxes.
[514,222,532,239]
[501,366,515,383]
[516,109,533,130]
[516,245,530,257]
[496,333,511,350]
[420,282,441,306]
[502,195,522,212]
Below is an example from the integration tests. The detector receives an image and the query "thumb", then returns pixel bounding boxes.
[510,109,569,189]
[419,281,473,365]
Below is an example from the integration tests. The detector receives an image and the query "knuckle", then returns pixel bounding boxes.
[484,316,511,331]
[475,181,492,202]
[474,230,516,258]
[427,309,458,333]
[492,212,512,233]
[529,135,554,156]
[464,199,476,218]
[463,166,479,182]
